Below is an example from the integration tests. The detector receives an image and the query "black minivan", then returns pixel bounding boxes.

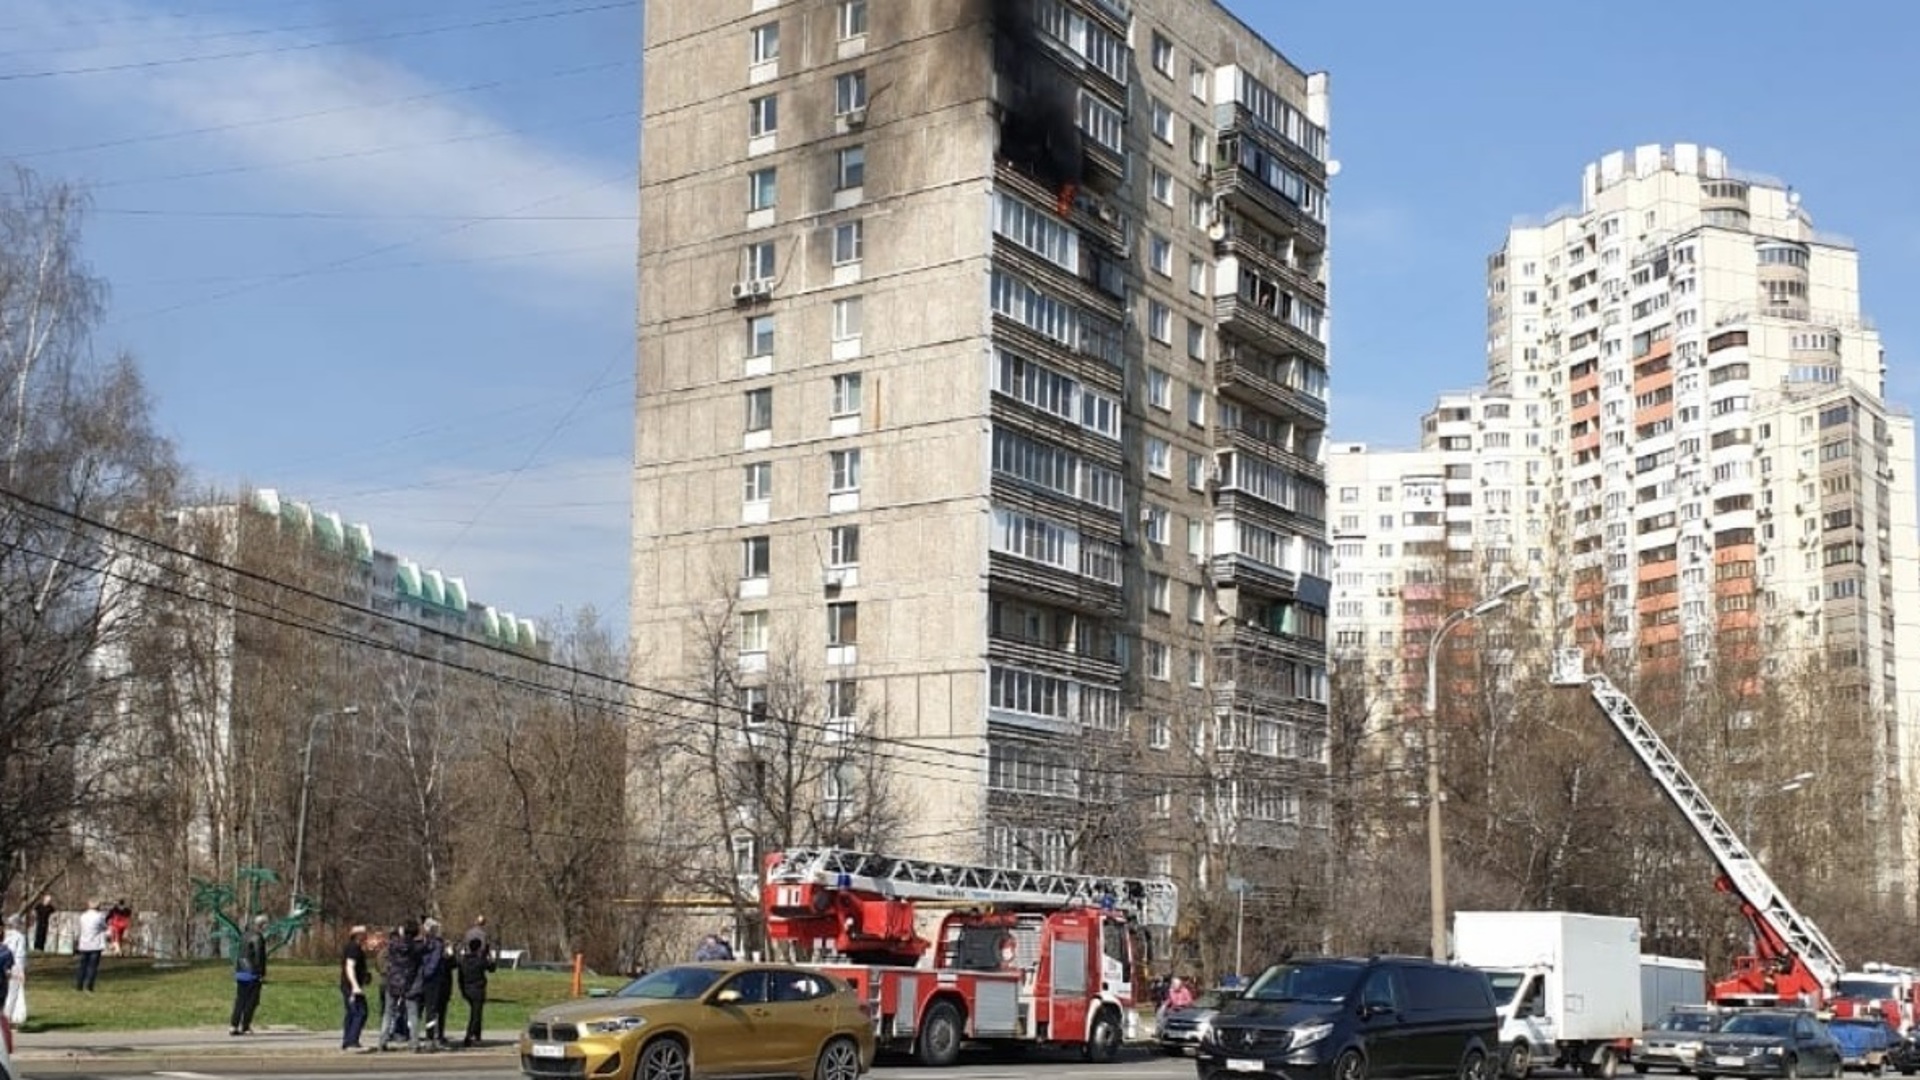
[1197,956,1499,1080]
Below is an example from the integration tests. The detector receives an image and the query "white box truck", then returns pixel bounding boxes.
[1456,911,1645,1080]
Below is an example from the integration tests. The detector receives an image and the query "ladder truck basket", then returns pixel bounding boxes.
[764,846,1179,930]
[1550,647,1590,687]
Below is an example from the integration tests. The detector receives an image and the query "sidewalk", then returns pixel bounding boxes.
[12,1025,519,1065]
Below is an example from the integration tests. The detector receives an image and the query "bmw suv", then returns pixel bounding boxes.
[1198,956,1499,1080]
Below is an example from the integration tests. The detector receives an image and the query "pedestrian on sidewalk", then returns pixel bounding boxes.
[229,914,268,1036]
[2,913,26,1026]
[415,918,452,1052]
[457,934,495,1047]
[73,900,106,992]
[378,921,423,1053]
[29,893,53,953]
[340,925,370,1051]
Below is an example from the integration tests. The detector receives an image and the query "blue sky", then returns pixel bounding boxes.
[2,0,1915,630]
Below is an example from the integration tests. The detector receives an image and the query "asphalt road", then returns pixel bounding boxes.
[17,1050,1204,1080]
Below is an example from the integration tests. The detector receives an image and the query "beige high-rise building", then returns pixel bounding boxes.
[632,0,1334,928]
[1331,144,1920,897]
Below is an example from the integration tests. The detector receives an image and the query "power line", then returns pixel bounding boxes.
[0,0,637,82]
[6,58,634,160]
[90,207,638,221]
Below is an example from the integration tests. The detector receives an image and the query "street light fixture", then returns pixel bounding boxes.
[290,705,360,915]
[1425,579,1529,962]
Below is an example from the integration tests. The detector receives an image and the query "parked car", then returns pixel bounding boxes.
[1695,1009,1842,1080]
[1197,956,1499,1080]
[1885,1035,1920,1076]
[1158,987,1241,1056]
[1635,1005,1729,1074]
[1826,1017,1896,1074]
[518,963,875,1080]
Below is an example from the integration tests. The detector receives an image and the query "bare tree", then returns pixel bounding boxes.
[0,167,178,902]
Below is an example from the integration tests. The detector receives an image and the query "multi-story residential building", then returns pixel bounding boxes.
[1331,144,1920,897]
[632,0,1334,932]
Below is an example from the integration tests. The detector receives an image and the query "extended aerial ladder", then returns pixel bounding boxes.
[761,846,1179,965]
[1549,649,1843,1006]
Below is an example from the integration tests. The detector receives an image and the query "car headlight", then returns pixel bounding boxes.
[1292,1022,1334,1047]
[1759,1047,1781,1058]
[586,1016,648,1035]
[1679,1041,1701,1053]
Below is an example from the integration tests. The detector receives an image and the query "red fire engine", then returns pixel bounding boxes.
[760,847,1178,1066]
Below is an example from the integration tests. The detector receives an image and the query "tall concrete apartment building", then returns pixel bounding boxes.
[1331,144,1920,894]
[633,0,1334,908]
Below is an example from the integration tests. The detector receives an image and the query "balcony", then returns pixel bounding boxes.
[1213,232,1326,307]
[1214,293,1326,366]
[1210,165,1327,254]
[1221,425,1325,484]
[1216,620,1325,666]
[988,633,1124,685]
[1215,102,1326,185]
[988,552,1123,617]
[1216,349,1328,426]
[1208,552,1299,600]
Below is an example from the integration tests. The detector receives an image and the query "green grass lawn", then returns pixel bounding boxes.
[15,956,626,1035]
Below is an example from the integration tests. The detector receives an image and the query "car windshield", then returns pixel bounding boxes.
[1662,1012,1720,1033]
[616,966,724,1000]
[1192,991,1228,1009]
[1836,979,1902,999]
[1243,962,1362,1004]
[1485,972,1526,1007]
[1721,1014,1794,1038]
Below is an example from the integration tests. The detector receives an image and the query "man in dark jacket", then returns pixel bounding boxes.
[414,918,452,1052]
[229,914,269,1036]
[457,935,496,1047]
[377,921,422,1053]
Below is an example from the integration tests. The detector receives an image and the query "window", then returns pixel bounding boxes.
[831,373,862,416]
[1148,572,1171,613]
[749,22,779,64]
[1188,256,1206,296]
[833,220,864,265]
[1149,233,1172,277]
[1150,32,1173,76]
[743,462,772,503]
[1186,386,1205,426]
[1145,641,1170,680]
[829,524,860,566]
[1186,451,1206,490]
[740,610,769,653]
[835,145,865,189]
[1148,300,1172,343]
[1150,98,1173,143]
[744,388,772,433]
[748,167,777,212]
[1144,504,1170,544]
[1150,167,1173,206]
[1148,714,1170,749]
[1189,126,1207,166]
[827,602,859,645]
[1187,584,1205,623]
[747,315,775,357]
[741,536,769,579]
[1190,61,1208,100]
[748,94,777,137]
[1147,437,1171,478]
[1187,651,1205,687]
[837,0,866,39]
[1186,319,1207,360]
[744,240,776,281]
[835,70,868,115]
[827,679,858,719]
[832,296,862,341]
[830,448,862,492]
[1147,367,1172,410]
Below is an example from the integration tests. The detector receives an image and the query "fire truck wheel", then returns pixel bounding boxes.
[815,1037,863,1080]
[917,1001,963,1068]
[1083,1007,1121,1063]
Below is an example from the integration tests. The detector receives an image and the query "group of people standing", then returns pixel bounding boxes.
[337,915,495,1053]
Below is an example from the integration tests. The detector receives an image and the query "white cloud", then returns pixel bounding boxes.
[12,0,636,283]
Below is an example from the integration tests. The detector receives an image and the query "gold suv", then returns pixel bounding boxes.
[519,963,875,1080]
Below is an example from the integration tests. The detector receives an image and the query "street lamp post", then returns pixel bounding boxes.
[1425,580,1529,962]
[290,705,360,915]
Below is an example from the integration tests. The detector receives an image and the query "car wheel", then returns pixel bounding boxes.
[1336,1049,1369,1080]
[637,1036,690,1080]
[1584,1047,1620,1079]
[1083,1007,1121,1063]
[1463,1048,1491,1080]
[1783,1055,1798,1080]
[916,1001,963,1068]
[815,1037,862,1080]
[1507,1040,1534,1080]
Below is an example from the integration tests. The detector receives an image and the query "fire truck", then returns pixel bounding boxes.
[1548,651,1847,1011]
[760,846,1178,1065]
